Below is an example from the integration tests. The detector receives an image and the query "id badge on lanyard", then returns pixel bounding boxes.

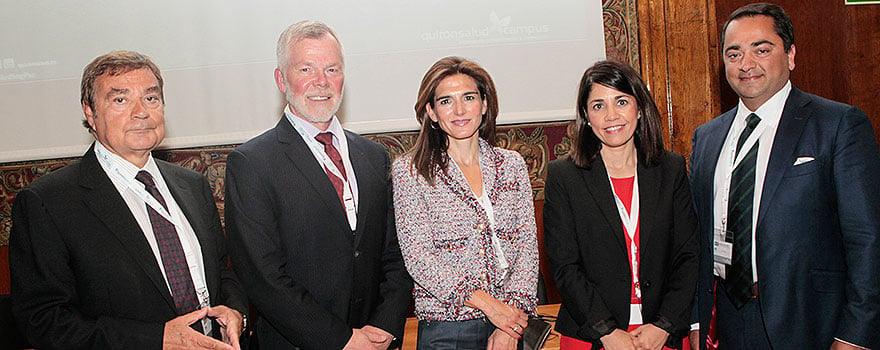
[289,121,358,231]
[713,118,765,272]
[607,170,640,300]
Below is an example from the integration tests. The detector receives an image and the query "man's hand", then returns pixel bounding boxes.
[344,328,386,350]
[487,328,518,350]
[361,325,394,350]
[630,324,669,350]
[600,329,637,350]
[207,305,244,350]
[163,308,234,350]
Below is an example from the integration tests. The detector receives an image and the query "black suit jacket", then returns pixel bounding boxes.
[543,151,698,346]
[10,144,247,349]
[691,87,880,349]
[224,118,412,349]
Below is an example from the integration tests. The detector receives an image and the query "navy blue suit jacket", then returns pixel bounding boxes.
[690,87,880,349]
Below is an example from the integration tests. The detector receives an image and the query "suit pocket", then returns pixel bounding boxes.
[783,159,821,178]
[810,269,844,293]
[433,237,470,252]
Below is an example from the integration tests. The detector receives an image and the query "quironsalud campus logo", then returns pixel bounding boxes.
[420,11,551,43]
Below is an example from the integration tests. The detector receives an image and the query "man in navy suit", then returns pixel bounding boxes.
[11,51,247,349]
[691,3,880,349]
[224,21,412,349]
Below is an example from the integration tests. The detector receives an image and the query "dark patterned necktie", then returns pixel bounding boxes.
[315,132,347,205]
[725,113,761,309]
[135,171,201,315]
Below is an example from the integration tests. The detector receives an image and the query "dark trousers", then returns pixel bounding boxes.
[417,318,496,350]
[715,280,773,349]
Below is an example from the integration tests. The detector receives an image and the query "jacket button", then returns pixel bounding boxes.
[478,248,486,256]
[353,250,360,258]
[643,280,652,288]
[477,223,485,232]
[480,273,488,281]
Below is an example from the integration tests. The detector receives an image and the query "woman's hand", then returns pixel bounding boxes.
[600,329,637,350]
[465,290,528,339]
[487,328,518,350]
[630,324,669,350]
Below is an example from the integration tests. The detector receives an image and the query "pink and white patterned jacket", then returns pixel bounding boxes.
[392,138,538,321]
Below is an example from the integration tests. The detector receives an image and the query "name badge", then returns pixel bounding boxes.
[713,227,733,265]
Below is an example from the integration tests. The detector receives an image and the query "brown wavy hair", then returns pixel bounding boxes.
[410,56,498,185]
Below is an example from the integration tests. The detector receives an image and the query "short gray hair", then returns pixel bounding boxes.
[276,20,343,71]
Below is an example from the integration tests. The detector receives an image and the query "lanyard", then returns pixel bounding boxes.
[288,119,358,231]
[719,117,766,234]
[607,169,640,299]
[95,146,180,226]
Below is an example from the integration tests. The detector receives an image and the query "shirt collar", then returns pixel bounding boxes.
[94,140,161,191]
[283,105,344,143]
[735,80,792,124]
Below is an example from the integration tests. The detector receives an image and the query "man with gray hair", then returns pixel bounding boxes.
[224,21,412,349]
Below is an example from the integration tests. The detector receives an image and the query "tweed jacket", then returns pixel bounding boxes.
[392,139,538,321]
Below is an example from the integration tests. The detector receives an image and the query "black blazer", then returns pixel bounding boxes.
[10,144,247,349]
[543,150,698,347]
[691,87,880,349]
[224,118,412,349]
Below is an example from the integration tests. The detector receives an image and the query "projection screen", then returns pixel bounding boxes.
[0,0,605,162]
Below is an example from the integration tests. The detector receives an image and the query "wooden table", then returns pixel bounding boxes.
[401,304,561,349]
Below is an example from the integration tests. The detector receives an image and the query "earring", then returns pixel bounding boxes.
[429,120,439,129]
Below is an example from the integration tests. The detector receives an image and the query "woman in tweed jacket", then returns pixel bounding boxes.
[392,57,539,350]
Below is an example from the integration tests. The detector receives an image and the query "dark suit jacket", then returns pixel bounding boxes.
[10,144,247,349]
[691,87,880,349]
[224,118,412,349]
[543,151,698,347]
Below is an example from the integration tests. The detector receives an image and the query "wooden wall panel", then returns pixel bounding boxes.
[714,1,880,142]
[638,0,721,160]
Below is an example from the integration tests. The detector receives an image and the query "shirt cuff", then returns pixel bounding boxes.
[834,337,869,350]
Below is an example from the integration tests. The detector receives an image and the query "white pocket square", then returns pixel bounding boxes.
[793,157,814,166]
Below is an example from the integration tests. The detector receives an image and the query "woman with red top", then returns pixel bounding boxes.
[543,60,698,350]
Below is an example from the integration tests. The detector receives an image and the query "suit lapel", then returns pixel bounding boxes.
[347,133,376,248]
[757,88,811,229]
[636,159,661,250]
[79,146,176,310]
[580,156,627,253]
[159,162,219,295]
[275,118,354,238]
[698,109,736,197]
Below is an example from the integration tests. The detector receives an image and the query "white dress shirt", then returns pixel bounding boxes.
[94,141,211,333]
[712,81,791,281]
[284,106,359,229]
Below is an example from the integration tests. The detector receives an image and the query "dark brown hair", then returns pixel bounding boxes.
[570,60,665,168]
[80,51,163,132]
[410,56,498,185]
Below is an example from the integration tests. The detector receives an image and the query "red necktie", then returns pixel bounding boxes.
[315,132,347,205]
